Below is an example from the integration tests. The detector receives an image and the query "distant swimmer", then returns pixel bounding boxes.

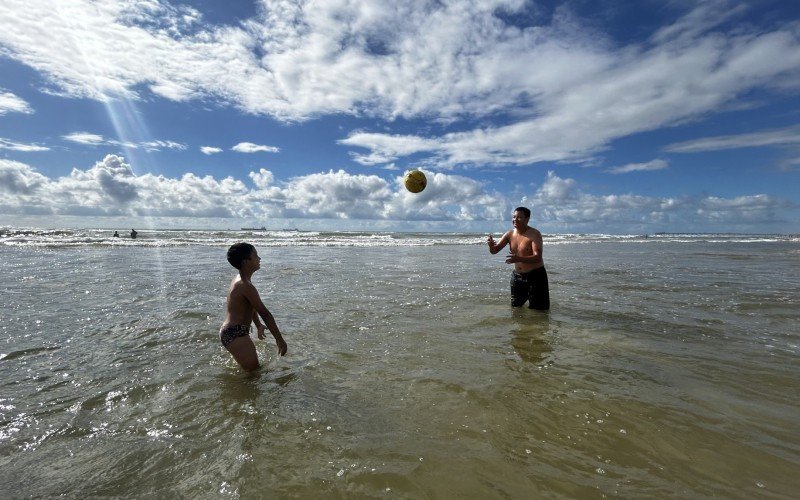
[130,229,137,239]
[113,231,119,237]
[220,242,287,370]
[487,206,550,310]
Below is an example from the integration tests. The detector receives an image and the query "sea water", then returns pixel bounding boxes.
[1,229,798,497]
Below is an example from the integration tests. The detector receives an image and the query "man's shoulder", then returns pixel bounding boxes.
[230,277,255,292]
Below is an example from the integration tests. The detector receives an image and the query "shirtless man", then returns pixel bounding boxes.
[487,207,550,310]
[220,242,287,370]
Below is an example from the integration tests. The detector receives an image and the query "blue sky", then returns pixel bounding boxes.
[1,0,799,233]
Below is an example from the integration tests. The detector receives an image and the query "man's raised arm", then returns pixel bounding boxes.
[488,231,510,254]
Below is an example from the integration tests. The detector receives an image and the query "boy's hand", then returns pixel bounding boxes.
[274,333,288,356]
[256,324,266,340]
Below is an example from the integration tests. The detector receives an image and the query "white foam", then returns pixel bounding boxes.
[0,227,794,248]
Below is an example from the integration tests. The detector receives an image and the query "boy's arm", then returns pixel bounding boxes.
[243,284,287,356]
[252,311,265,339]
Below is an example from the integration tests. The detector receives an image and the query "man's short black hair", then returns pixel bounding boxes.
[514,206,531,219]
[227,242,255,269]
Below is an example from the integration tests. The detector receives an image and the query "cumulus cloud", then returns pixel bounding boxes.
[200,146,223,155]
[62,132,185,151]
[1,1,798,167]
[0,156,502,220]
[0,138,49,152]
[387,171,505,221]
[231,142,280,153]
[1,157,790,231]
[536,172,578,202]
[281,170,392,219]
[518,171,792,231]
[0,155,249,217]
[0,159,49,195]
[0,90,33,115]
[248,168,274,189]
[607,159,668,174]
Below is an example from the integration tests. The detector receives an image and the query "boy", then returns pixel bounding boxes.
[220,242,287,370]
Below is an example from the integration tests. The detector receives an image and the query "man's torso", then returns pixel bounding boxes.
[510,227,544,273]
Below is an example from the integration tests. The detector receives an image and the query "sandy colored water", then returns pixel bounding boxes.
[1,238,798,497]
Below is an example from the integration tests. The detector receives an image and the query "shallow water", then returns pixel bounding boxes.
[1,235,798,497]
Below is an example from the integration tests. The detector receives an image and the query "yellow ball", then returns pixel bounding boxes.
[403,169,427,193]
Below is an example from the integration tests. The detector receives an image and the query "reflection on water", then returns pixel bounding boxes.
[509,308,552,364]
[217,371,263,403]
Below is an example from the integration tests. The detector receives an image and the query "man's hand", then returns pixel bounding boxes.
[487,234,497,254]
[274,333,288,356]
[256,323,266,340]
[505,251,519,264]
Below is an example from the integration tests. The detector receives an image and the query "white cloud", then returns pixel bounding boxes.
[664,126,800,153]
[280,170,392,219]
[62,132,185,151]
[1,1,799,167]
[1,157,790,231]
[386,171,505,221]
[607,159,668,174]
[141,140,186,151]
[200,146,223,155]
[63,132,106,146]
[0,156,502,220]
[0,90,33,115]
[343,17,800,167]
[339,133,439,165]
[517,171,793,231]
[0,155,249,217]
[231,142,280,153]
[650,0,747,45]
[779,156,800,172]
[0,159,49,194]
[248,168,274,189]
[0,138,49,152]
[535,171,578,202]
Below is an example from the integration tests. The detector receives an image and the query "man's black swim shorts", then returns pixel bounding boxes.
[510,266,550,310]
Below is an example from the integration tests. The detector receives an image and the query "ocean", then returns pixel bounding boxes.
[1,228,798,497]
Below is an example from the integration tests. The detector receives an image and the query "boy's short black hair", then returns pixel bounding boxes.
[514,206,531,219]
[227,242,256,269]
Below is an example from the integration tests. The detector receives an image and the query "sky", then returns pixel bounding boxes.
[1,0,800,233]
